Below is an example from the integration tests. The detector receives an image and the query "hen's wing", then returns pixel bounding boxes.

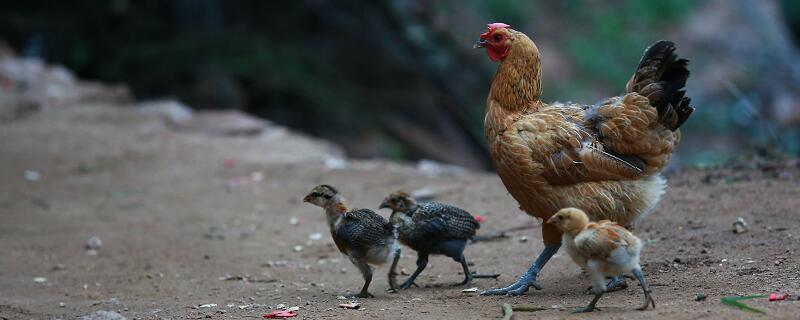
[499,41,692,184]
[335,209,393,254]
[411,202,480,240]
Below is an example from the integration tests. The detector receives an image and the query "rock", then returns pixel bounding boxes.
[86,236,103,250]
[24,170,40,182]
[79,310,126,320]
[33,277,47,283]
[694,294,707,301]
[733,217,748,234]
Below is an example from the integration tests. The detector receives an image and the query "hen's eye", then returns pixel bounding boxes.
[322,194,332,199]
[494,34,502,41]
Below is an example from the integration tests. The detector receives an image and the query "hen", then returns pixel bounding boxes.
[547,208,655,312]
[304,185,400,298]
[475,23,693,296]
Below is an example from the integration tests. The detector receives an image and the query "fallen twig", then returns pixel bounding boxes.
[511,304,548,312]
[501,303,513,320]
[472,225,536,243]
[471,272,501,279]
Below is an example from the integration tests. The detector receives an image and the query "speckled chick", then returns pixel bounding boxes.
[304,185,400,298]
[547,208,655,312]
[379,191,480,288]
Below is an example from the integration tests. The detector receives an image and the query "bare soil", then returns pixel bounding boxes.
[1,99,799,320]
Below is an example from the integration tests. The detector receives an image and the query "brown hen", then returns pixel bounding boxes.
[475,23,693,296]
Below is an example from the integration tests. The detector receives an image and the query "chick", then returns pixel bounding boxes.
[379,191,481,288]
[547,208,655,312]
[304,185,400,298]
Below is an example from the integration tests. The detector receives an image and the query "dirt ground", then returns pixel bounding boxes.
[2,96,800,320]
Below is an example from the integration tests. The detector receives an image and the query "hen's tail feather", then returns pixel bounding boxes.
[627,40,694,131]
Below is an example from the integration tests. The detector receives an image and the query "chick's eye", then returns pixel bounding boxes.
[322,194,332,199]
[494,34,502,41]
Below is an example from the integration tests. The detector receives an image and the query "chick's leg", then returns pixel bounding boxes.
[387,247,401,293]
[632,267,655,310]
[584,276,628,294]
[481,223,561,296]
[354,260,375,298]
[456,255,473,286]
[574,260,606,313]
[400,254,428,289]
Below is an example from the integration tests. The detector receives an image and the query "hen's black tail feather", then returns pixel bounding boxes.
[627,40,694,131]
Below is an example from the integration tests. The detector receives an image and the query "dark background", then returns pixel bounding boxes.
[2,0,799,170]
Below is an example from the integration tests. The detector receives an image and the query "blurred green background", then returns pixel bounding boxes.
[2,0,799,170]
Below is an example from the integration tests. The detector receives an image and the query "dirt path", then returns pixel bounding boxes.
[1,98,799,320]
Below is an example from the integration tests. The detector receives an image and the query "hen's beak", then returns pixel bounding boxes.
[473,38,487,49]
[378,199,390,209]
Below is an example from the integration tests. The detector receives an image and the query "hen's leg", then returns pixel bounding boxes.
[632,267,655,310]
[400,254,428,289]
[355,260,375,298]
[480,243,560,296]
[387,247,401,293]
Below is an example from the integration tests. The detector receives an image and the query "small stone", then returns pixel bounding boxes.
[86,236,103,250]
[733,217,748,234]
[293,245,304,252]
[198,303,217,308]
[289,217,300,226]
[336,296,347,300]
[694,294,707,301]
[287,306,300,311]
[24,170,40,182]
[309,232,323,241]
[461,287,479,293]
[79,310,126,320]
[276,303,286,309]
[338,302,360,309]
[518,236,528,243]
[33,277,47,283]
[340,268,347,274]
[58,302,66,307]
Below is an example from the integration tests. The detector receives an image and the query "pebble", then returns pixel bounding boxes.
[86,236,103,250]
[198,303,217,308]
[24,170,40,182]
[733,217,748,234]
[33,277,47,283]
[293,245,304,252]
[79,311,126,320]
[309,232,323,241]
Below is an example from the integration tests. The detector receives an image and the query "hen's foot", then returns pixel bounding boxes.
[480,276,542,296]
[356,291,375,298]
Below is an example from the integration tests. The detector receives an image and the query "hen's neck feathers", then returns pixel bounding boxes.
[489,30,543,113]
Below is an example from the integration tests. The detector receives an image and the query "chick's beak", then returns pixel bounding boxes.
[303,194,313,203]
[378,199,390,209]
[473,38,487,49]
[546,216,557,224]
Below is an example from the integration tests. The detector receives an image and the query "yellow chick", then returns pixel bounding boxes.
[547,208,655,313]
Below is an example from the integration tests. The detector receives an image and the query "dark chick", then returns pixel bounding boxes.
[304,185,400,298]
[379,191,480,289]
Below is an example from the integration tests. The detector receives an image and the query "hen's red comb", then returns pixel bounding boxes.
[481,23,511,38]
